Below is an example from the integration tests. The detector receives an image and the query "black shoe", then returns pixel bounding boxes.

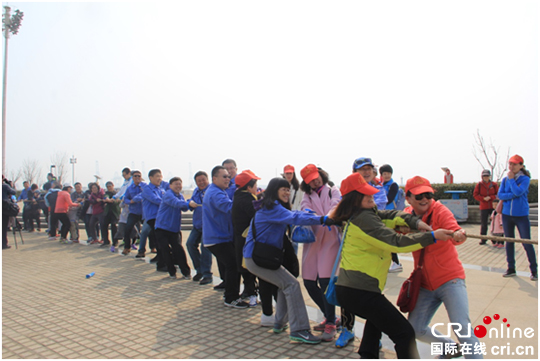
[213,281,226,291]
[199,277,213,285]
[2,245,11,250]
[135,253,145,258]
[149,256,158,263]
[156,267,168,272]
[503,269,516,277]
[193,273,203,282]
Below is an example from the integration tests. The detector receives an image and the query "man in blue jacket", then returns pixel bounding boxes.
[203,165,249,309]
[18,181,30,230]
[140,169,169,271]
[186,171,213,285]
[122,170,145,255]
[222,159,238,200]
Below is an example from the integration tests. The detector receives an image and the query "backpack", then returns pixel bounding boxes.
[3,199,20,217]
[393,188,406,211]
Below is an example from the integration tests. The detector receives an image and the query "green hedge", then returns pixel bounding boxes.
[430,179,538,204]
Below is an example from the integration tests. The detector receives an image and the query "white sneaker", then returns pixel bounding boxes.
[388,262,403,273]
[261,313,275,327]
[248,295,258,307]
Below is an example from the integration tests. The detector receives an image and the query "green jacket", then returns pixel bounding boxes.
[336,208,434,293]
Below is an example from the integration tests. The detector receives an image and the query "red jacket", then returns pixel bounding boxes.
[404,201,465,291]
[55,191,77,213]
[473,181,498,210]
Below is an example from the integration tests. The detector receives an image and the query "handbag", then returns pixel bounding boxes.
[396,249,425,313]
[251,214,284,270]
[291,225,316,243]
[2,199,20,217]
[325,222,350,307]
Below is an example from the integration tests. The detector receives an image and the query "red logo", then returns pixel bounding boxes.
[474,314,509,338]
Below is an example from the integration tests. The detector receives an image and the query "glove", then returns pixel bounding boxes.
[320,216,339,228]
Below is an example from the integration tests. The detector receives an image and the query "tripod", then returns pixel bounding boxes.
[10,217,24,249]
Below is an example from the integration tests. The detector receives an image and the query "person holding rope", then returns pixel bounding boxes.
[498,154,537,280]
[403,176,482,359]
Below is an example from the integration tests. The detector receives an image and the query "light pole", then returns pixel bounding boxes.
[2,6,23,176]
[70,155,77,185]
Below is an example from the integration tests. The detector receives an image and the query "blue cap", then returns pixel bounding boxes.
[353,157,374,170]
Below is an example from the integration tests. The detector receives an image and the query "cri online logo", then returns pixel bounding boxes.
[474,314,534,339]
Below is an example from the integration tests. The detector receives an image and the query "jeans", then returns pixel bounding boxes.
[186,227,213,278]
[336,285,419,359]
[408,278,482,359]
[245,258,311,333]
[303,277,335,324]
[137,220,152,254]
[502,214,537,275]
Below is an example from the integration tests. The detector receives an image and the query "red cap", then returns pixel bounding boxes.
[300,164,319,184]
[235,170,261,188]
[340,173,379,196]
[405,176,434,195]
[283,164,295,173]
[509,154,524,165]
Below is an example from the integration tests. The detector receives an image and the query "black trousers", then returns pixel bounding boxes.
[123,213,142,249]
[55,213,71,239]
[101,212,118,245]
[336,285,419,359]
[146,219,166,269]
[2,215,9,248]
[480,208,493,242]
[155,228,191,277]
[208,242,241,303]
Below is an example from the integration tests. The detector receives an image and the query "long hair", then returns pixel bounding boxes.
[261,178,291,210]
[331,191,366,223]
[300,168,330,194]
[282,172,300,191]
[521,165,531,178]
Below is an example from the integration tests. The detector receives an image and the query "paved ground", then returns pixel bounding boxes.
[2,223,538,359]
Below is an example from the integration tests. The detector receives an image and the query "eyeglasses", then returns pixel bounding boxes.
[222,175,231,179]
[414,193,434,201]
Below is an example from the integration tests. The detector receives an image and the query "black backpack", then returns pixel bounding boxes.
[3,199,20,217]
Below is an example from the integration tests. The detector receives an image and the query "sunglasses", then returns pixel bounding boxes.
[354,157,372,166]
[414,193,434,201]
[222,175,231,179]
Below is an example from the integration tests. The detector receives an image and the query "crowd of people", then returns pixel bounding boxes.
[1,154,536,358]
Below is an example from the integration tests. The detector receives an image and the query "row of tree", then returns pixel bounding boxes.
[6,152,69,188]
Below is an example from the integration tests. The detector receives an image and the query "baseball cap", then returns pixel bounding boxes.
[405,176,434,195]
[235,170,261,188]
[481,170,491,177]
[62,182,72,188]
[353,157,374,170]
[283,164,295,173]
[340,173,379,196]
[300,164,319,184]
[509,154,524,165]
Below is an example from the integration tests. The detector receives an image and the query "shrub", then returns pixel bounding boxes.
[431,179,538,204]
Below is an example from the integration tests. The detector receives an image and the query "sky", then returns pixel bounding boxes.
[2,0,538,190]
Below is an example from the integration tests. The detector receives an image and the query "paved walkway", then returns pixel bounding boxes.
[2,223,538,359]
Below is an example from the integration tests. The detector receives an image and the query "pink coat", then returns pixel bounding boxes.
[300,184,341,280]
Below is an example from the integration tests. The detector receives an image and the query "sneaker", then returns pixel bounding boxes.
[531,274,538,281]
[131,243,138,250]
[248,295,258,307]
[180,275,191,280]
[503,269,516,277]
[213,281,226,291]
[313,317,341,332]
[71,239,79,243]
[90,239,100,245]
[273,324,289,334]
[321,323,337,342]
[110,245,116,253]
[335,329,355,348]
[199,277,213,285]
[121,248,131,256]
[388,262,403,273]
[48,236,58,241]
[289,330,321,344]
[497,244,505,249]
[59,238,72,244]
[224,298,249,309]
[261,314,275,327]
[193,273,203,282]
[135,252,145,258]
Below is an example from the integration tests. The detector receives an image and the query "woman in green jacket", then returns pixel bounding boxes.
[331,173,454,359]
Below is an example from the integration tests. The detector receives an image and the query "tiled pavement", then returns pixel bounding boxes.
[2,223,538,359]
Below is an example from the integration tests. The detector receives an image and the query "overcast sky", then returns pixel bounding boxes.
[3,0,538,190]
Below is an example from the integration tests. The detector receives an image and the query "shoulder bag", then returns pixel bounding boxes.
[251,213,284,270]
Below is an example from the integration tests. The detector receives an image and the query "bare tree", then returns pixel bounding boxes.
[7,167,22,188]
[21,158,42,185]
[50,152,69,184]
[472,129,510,182]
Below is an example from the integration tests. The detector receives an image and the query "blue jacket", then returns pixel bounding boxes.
[17,187,29,201]
[124,182,146,216]
[202,184,233,246]
[373,183,388,210]
[382,179,398,210]
[141,181,169,221]
[243,202,321,258]
[225,176,237,200]
[155,189,189,233]
[498,173,530,217]
[188,185,208,231]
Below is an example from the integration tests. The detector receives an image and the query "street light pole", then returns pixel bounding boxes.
[2,6,24,176]
[70,155,77,185]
